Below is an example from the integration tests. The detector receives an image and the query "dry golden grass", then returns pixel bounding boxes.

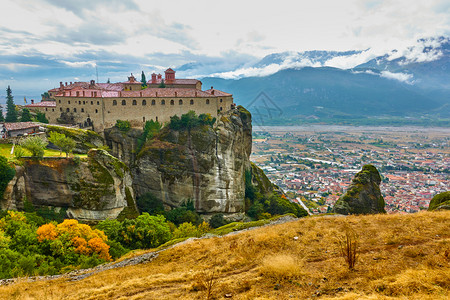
[0,211,449,299]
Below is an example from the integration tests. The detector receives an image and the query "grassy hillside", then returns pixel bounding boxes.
[1,211,449,299]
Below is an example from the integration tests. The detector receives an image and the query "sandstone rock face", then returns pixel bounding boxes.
[44,125,104,154]
[107,107,252,214]
[333,164,386,215]
[428,191,450,211]
[1,149,137,222]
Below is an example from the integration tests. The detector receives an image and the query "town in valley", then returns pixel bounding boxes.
[251,125,449,214]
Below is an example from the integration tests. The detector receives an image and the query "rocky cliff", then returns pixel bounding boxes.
[333,164,386,215]
[1,149,137,222]
[106,107,252,214]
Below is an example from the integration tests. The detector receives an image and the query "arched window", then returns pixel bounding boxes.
[97,101,99,105]
[142,100,147,105]
[95,109,98,113]
[170,100,174,105]
[83,101,85,104]
[81,108,84,112]
[220,107,223,111]
[206,99,210,104]
[113,100,117,106]
[156,116,158,122]
[59,100,61,103]
[179,99,183,105]
[143,117,146,122]
[220,98,223,103]
[68,101,71,104]
[60,108,62,112]
[133,99,137,105]
[190,99,194,105]
[161,100,165,105]
[66,108,70,112]
[79,101,81,104]
[151,99,155,105]
[122,100,126,105]
[74,108,77,112]
[91,101,93,105]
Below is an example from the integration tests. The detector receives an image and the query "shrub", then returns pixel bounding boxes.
[209,213,227,229]
[19,136,48,158]
[115,120,131,132]
[337,227,358,270]
[0,155,15,198]
[136,192,164,215]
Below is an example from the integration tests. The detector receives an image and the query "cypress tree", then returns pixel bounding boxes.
[158,79,166,88]
[141,71,147,87]
[20,108,32,122]
[0,106,4,122]
[5,86,17,122]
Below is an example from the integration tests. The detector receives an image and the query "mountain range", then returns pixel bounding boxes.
[201,37,450,124]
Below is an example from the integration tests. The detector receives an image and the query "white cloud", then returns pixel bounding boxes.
[380,71,414,84]
[60,60,97,68]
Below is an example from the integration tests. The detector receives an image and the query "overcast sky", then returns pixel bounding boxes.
[0,0,449,98]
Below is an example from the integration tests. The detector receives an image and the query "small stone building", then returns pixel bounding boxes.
[1,122,40,138]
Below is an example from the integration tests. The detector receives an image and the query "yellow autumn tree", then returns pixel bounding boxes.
[37,219,111,261]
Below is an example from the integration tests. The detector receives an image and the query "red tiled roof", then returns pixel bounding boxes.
[3,122,40,131]
[25,101,56,108]
[204,88,232,96]
[147,78,200,85]
[103,88,216,98]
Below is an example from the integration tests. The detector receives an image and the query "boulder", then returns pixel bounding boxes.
[333,164,386,215]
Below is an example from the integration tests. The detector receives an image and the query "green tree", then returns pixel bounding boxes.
[20,108,32,122]
[141,71,147,88]
[35,112,49,124]
[20,136,48,158]
[41,92,50,100]
[48,132,76,157]
[0,106,4,122]
[158,79,166,88]
[115,120,131,132]
[5,86,17,122]
[0,155,15,198]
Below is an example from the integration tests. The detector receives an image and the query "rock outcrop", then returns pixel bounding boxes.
[333,164,386,215]
[428,191,450,211]
[1,149,137,222]
[45,125,104,154]
[106,107,252,214]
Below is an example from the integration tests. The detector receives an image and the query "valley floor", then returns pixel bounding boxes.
[1,211,449,299]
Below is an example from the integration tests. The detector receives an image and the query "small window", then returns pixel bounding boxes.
[60,108,62,112]
[68,101,71,104]
[52,108,54,112]
[79,101,81,104]
[161,100,165,105]
[220,98,223,103]
[142,100,147,105]
[74,108,77,112]
[59,100,61,103]
[133,99,137,105]
[143,117,145,122]
[83,101,85,104]
[220,107,223,111]
[97,101,99,105]
[190,99,194,105]
[170,100,174,105]
[122,100,126,105]
[156,116,158,122]
[151,99,155,105]
[206,99,209,104]
[113,100,117,106]
[82,108,85,112]
[179,99,183,105]
[45,108,48,111]
[66,108,69,112]
[95,109,98,113]
[91,101,93,105]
